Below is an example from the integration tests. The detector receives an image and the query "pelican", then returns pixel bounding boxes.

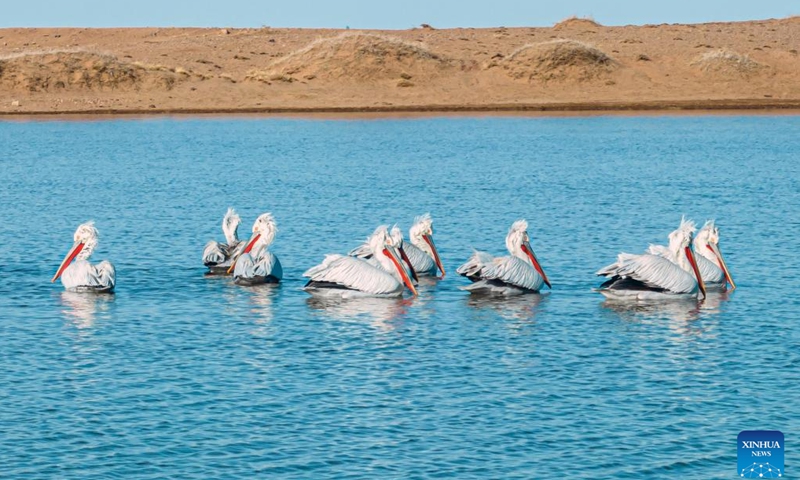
[51,221,116,293]
[648,220,735,291]
[350,225,419,283]
[404,214,445,277]
[350,214,444,278]
[304,226,418,298]
[597,218,707,300]
[202,208,243,275]
[456,219,551,295]
[227,212,283,286]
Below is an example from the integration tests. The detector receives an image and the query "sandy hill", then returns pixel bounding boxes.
[246,32,458,86]
[0,50,189,92]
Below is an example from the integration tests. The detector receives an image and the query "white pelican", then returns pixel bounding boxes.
[227,212,283,286]
[404,214,445,277]
[304,226,418,298]
[456,219,551,295]
[202,208,243,275]
[648,220,735,291]
[597,218,707,300]
[51,221,116,293]
[351,215,444,278]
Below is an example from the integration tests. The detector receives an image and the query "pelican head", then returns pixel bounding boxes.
[668,217,706,298]
[695,220,735,290]
[409,213,445,277]
[370,225,417,296]
[505,219,551,289]
[227,212,277,274]
[390,225,419,283]
[52,221,99,283]
[222,207,241,245]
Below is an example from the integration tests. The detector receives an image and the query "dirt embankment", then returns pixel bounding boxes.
[1,17,799,115]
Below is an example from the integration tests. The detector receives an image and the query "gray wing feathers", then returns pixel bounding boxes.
[304,255,400,295]
[481,256,544,291]
[404,242,436,275]
[608,253,697,293]
[456,250,494,278]
[233,250,282,280]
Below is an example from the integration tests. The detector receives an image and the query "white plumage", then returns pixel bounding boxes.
[52,221,116,293]
[456,219,551,295]
[306,226,417,298]
[231,212,283,286]
[203,208,243,275]
[597,217,707,299]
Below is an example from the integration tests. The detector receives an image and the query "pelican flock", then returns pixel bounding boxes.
[52,221,116,293]
[597,217,707,300]
[50,211,736,308]
[648,220,735,291]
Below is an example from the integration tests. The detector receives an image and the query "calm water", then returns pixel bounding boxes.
[1,115,798,479]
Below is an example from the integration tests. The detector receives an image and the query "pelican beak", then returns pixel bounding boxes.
[52,242,84,282]
[707,243,736,290]
[521,241,551,289]
[423,234,445,278]
[398,246,419,283]
[383,247,418,296]
[685,246,707,299]
[227,233,261,274]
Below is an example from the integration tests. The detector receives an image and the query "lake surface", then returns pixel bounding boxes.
[1,114,798,479]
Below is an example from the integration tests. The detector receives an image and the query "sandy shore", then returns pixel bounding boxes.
[1,17,799,116]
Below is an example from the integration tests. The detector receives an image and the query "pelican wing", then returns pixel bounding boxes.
[601,253,697,294]
[696,254,724,284]
[304,254,401,295]
[348,241,374,259]
[404,242,436,276]
[456,250,495,279]
[203,240,242,266]
[62,260,116,291]
[233,250,283,280]
[480,256,544,292]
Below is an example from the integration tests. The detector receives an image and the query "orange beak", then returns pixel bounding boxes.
[423,234,445,277]
[399,246,419,283]
[707,243,736,290]
[521,241,551,289]
[52,242,84,283]
[685,246,707,299]
[227,233,261,274]
[383,247,418,296]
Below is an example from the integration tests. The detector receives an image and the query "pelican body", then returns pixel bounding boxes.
[52,221,116,293]
[597,218,707,300]
[456,219,551,295]
[305,226,417,298]
[203,208,243,275]
[229,213,283,286]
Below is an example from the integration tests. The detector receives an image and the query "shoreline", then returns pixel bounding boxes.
[2,100,800,121]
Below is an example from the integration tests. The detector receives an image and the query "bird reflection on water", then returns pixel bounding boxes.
[601,291,730,338]
[59,291,115,329]
[306,296,416,331]
[465,293,549,321]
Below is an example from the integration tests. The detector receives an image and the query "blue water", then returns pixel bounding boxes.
[0,114,798,479]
